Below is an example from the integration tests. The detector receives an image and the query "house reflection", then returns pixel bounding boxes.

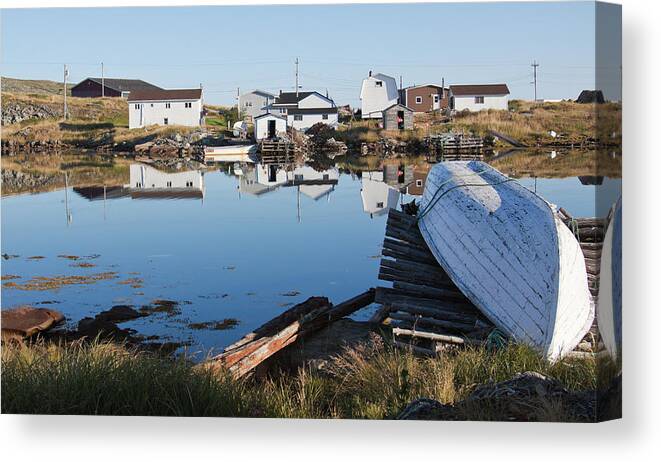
[360,171,400,218]
[236,163,339,201]
[73,164,205,201]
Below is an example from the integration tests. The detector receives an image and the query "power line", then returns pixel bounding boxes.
[531,60,539,101]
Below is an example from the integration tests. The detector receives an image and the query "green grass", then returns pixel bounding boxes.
[1,336,607,419]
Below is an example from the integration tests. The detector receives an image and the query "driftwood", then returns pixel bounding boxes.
[210,289,375,377]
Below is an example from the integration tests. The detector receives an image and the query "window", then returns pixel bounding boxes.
[323,174,329,181]
[185,102,192,108]
[375,81,383,87]
[163,118,169,125]
[415,96,423,104]
[322,114,329,120]
[433,95,440,103]
[416,179,423,187]
[294,174,304,181]
[185,181,193,187]
[134,104,140,109]
[135,182,141,188]
[475,96,484,104]
[280,108,286,114]
[294,115,303,121]
[166,181,172,187]
[165,102,171,109]
[150,103,154,107]
[376,202,384,208]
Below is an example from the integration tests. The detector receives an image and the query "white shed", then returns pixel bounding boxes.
[360,72,399,119]
[449,84,510,112]
[254,113,287,140]
[128,88,203,129]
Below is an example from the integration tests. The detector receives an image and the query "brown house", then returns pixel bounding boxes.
[399,84,449,112]
[71,78,162,98]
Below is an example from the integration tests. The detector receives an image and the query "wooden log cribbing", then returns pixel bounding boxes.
[210,289,375,377]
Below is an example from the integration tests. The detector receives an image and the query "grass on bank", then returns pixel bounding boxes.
[1,336,606,419]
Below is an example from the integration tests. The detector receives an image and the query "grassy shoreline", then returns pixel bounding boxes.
[1,336,612,420]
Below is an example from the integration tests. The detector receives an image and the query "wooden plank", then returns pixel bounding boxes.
[392,327,473,345]
[388,311,479,333]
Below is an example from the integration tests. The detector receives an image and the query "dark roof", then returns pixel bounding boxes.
[128,88,202,102]
[287,107,338,115]
[254,112,287,120]
[450,84,510,96]
[73,78,162,93]
[383,103,413,112]
[274,91,315,105]
[405,84,446,91]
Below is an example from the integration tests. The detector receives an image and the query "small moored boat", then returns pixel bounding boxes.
[204,144,257,163]
[417,161,593,360]
[597,198,622,362]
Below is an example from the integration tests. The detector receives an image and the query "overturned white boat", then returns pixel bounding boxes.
[597,198,622,362]
[418,161,593,360]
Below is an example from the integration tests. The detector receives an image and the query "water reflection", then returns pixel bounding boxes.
[1,150,621,355]
[74,164,205,201]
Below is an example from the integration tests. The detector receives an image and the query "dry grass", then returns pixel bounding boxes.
[1,336,607,420]
[432,100,621,147]
[336,101,621,149]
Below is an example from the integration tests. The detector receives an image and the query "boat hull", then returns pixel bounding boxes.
[418,161,593,360]
[597,198,622,362]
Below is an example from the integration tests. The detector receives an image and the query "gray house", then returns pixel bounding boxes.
[382,103,413,130]
[238,90,277,121]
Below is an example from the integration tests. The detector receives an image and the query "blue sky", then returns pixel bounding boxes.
[1,2,614,105]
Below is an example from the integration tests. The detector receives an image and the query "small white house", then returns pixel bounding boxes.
[253,113,287,140]
[128,89,203,129]
[449,84,510,112]
[267,91,338,131]
[360,72,399,119]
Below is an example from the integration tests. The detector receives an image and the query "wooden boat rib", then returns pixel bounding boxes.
[597,197,622,361]
[418,161,593,360]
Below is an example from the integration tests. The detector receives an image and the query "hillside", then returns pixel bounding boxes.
[1,76,73,96]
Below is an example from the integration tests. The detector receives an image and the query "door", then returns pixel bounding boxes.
[163,118,169,125]
[433,94,441,110]
[267,119,276,138]
[397,111,405,130]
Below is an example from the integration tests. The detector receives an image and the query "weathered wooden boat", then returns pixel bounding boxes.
[597,198,622,361]
[417,161,593,360]
[204,144,257,163]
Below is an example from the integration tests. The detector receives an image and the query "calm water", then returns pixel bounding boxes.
[0,155,621,355]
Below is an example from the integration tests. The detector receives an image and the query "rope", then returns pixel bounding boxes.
[568,218,581,241]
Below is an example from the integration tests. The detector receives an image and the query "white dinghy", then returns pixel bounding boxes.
[597,198,622,362]
[417,161,593,360]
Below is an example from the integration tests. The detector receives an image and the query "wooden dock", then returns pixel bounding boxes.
[374,208,605,355]
[259,139,295,164]
[426,134,484,162]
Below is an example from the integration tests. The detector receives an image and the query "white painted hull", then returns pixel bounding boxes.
[597,198,622,362]
[204,145,257,163]
[418,161,593,360]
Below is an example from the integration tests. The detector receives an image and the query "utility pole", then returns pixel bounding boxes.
[295,57,299,97]
[63,64,68,120]
[236,87,240,119]
[531,60,539,102]
[101,62,105,97]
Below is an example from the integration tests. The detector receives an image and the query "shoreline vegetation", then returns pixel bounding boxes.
[1,75,621,155]
[0,335,619,420]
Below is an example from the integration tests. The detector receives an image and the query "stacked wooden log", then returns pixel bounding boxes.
[376,208,606,356]
[375,209,495,355]
[208,289,375,378]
